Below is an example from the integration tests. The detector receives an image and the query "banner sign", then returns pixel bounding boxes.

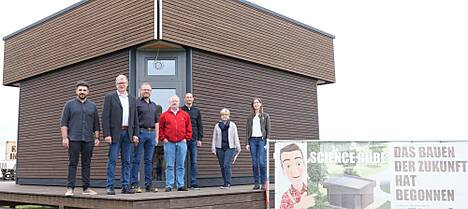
[274,141,468,209]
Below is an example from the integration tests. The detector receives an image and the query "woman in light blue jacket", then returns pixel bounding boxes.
[211,108,241,189]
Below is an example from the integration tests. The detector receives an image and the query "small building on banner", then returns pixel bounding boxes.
[323,175,376,209]
[2,0,335,188]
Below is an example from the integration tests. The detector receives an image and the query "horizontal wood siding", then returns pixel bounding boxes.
[192,49,319,179]
[17,50,129,179]
[3,0,153,85]
[163,0,335,83]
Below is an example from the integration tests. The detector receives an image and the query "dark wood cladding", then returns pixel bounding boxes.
[3,0,153,85]
[163,0,335,83]
[17,50,129,179]
[192,49,319,178]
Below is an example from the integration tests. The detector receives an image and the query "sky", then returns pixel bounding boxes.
[1,0,468,158]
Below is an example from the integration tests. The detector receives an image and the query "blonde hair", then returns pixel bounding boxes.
[115,74,128,84]
[220,108,230,118]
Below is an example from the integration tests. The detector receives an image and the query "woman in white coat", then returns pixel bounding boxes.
[211,108,241,188]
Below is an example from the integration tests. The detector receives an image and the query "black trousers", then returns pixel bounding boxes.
[67,141,94,190]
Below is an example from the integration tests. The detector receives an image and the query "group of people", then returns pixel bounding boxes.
[60,74,271,196]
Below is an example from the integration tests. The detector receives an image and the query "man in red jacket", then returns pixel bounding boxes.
[159,95,192,192]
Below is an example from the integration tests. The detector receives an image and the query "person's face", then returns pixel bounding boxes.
[140,84,152,99]
[169,96,180,109]
[185,93,194,105]
[115,77,128,92]
[281,150,305,186]
[75,86,89,100]
[253,99,262,111]
[220,112,229,121]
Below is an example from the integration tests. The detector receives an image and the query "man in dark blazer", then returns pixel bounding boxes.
[102,74,139,195]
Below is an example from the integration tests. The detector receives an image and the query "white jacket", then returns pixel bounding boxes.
[211,121,241,152]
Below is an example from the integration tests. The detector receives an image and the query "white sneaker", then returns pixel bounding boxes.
[82,188,97,195]
[65,188,74,196]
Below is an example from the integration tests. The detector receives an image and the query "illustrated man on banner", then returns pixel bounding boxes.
[280,143,316,209]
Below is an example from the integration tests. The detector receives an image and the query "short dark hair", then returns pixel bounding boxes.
[280,143,303,167]
[76,80,89,89]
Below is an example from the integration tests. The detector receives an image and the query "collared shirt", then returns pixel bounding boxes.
[117,90,129,126]
[136,97,160,128]
[252,114,262,137]
[60,98,100,142]
[171,107,179,115]
[280,183,308,209]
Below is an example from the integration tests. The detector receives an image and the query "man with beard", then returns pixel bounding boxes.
[60,81,100,196]
[103,74,139,195]
[181,93,204,189]
[130,83,160,193]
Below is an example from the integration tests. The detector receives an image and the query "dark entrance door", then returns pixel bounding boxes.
[136,48,186,187]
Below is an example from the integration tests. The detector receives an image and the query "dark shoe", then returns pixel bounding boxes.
[121,187,135,194]
[190,184,200,190]
[106,188,115,195]
[146,187,159,192]
[165,187,172,192]
[177,187,188,191]
[252,185,260,190]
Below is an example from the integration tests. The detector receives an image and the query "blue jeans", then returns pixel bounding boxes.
[106,131,132,189]
[216,148,236,186]
[249,137,267,186]
[187,139,198,186]
[164,140,187,189]
[131,130,156,188]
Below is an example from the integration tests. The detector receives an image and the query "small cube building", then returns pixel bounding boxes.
[323,175,376,209]
[2,0,335,187]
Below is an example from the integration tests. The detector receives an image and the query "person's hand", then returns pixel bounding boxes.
[105,136,112,144]
[182,139,187,143]
[211,149,216,156]
[246,144,250,151]
[236,147,241,153]
[163,139,168,143]
[294,193,316,209]
[133,136,139,144]
[154,136,158,145]
[62,138,69,149]
[197,140,202,147]
[94,138,100,146]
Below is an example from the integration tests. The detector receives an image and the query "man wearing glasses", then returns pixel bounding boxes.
[102,74,139,195]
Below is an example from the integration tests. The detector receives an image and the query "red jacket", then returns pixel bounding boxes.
[159,108,192,143]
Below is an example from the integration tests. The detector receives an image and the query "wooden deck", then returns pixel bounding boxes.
[0,182,268,209]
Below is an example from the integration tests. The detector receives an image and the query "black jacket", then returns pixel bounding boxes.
[102,91,139,143]
[181,105,204,141]
[246,112,271,142]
